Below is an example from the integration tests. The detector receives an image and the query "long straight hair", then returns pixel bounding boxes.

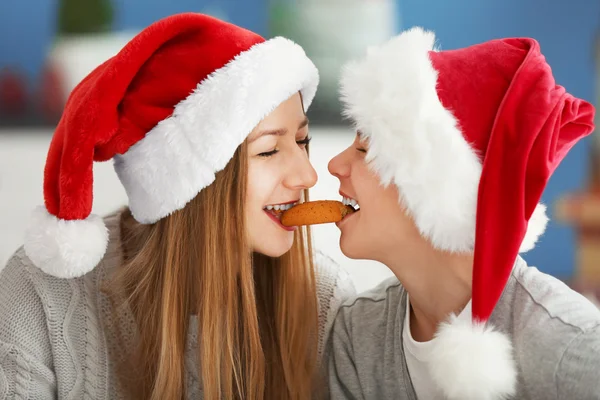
[104,140,320,399]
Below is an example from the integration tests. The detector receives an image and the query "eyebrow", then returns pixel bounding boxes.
[249,116,309,143]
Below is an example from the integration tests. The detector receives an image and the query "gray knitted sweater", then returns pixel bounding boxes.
[0,211,356,399]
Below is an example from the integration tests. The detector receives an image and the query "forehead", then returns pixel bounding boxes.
[247,94,305,141]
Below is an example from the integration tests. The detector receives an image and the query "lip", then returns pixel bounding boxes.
[335,207,358,229]
[339,190,356,201]
[265,199,300,208]
[264,210,297,232]
[337,190,359,229]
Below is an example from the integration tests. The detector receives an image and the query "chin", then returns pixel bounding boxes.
[253,233,294,258]
[339,234,365,260]
[255,245,292,258]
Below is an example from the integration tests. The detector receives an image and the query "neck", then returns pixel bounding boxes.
[382,243,473,342]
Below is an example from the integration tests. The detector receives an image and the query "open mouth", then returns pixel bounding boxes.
[263,201,298,220]
[263,201,298,232]
[342,196,360,212]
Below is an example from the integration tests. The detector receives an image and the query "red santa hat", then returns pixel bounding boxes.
[23,13,318,279]
[340,28,594,399]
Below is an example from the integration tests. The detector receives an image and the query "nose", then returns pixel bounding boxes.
[284,148,318,190]
[328,148,351,180]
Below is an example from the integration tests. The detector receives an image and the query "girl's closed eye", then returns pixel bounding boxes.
[297,136,312,148]
[258,135,311,157]
[258,148,279,157]
[355,133,367,153]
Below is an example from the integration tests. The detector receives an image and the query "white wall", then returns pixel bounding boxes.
[0,127,392,293]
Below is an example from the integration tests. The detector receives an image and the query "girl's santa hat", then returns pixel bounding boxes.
[24,13,318,279]
[340,27,594,400]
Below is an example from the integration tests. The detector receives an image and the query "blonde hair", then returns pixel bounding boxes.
[104,140,320,399]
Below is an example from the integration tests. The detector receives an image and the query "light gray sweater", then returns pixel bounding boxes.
[328,257,600,399]
[0,211,356,399]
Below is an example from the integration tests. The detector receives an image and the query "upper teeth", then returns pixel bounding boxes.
[265,202,297,211]
[342,197,359,208]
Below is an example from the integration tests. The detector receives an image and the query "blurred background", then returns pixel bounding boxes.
[1,0,599,301]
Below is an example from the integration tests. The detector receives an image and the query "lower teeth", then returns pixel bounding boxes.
[266,209,284,219]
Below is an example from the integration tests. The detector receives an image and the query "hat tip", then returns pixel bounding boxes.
[428,314,517,400]
[24,207,109,279]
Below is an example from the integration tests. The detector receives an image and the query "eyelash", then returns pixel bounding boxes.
[258,136,312,157]
[355,130,367,153]
[297,136,312,147]
[258,149,279,157]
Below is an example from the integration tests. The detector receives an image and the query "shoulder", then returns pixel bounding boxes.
[325,275,406,374]
[0,247,57,367]
[555,323,600,398]
[0,210,123,351]
[314,251,356,359]
[0,253,57,396]
[0,246,61,318]
[314,251,356,329]
[314,253,405,361]
[0,208,123,298]
[495,257,600,394]
[315,251,356,308]
[508,257,600,332]
[333,275,405,334]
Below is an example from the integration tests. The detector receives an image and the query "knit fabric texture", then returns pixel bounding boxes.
[0,210,355,399]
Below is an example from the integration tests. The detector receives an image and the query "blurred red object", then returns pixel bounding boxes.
[0,67,28,116]
[39,61,66,121]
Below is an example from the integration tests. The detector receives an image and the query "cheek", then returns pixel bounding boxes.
[340,167,402,258]
[362,185,424,252]
[245,160,294,256]
[343,200,395,257]
[364,181,404,232]
[246,161,280,209]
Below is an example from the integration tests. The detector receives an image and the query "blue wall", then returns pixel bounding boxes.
[112,0,267,36]
[0,0,59,84]
[0,0,267,87]
[399,0,600,277]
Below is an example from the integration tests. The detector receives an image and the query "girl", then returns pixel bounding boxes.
[0,13,354,400]
[326,27,600,399]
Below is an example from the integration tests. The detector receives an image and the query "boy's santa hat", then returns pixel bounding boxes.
[340,28,594,400]
[24,13,318,279]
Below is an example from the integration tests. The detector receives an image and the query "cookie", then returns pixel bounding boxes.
[280,200,355,227]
